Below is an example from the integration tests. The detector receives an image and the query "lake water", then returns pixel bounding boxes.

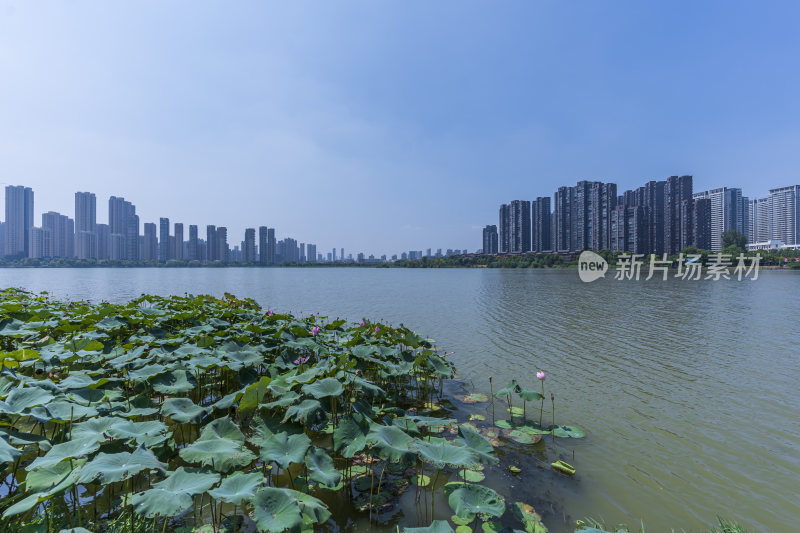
[1,267,798,532]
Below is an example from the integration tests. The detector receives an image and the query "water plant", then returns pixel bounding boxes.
[0,288,551,533]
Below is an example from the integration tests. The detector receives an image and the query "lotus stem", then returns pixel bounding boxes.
[539,381,545,426]
[489,377,494,425]
[374,460,388,520]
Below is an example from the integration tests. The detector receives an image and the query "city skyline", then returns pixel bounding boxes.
[2,3,800,255]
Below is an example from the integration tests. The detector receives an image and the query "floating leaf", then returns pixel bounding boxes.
[459,469,485,482]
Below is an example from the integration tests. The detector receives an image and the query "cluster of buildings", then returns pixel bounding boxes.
[484,176,800,255]
[1,185,470,264]
[1,186,320,264]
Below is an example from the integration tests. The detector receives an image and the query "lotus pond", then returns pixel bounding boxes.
[0,288,587,533]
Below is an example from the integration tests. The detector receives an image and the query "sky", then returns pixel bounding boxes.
[1,1,799,256]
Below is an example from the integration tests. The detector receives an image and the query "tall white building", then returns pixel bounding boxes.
[749,197,771,244]
[692,187,748,251]
[768,185,800,245]
[75,191,97,259]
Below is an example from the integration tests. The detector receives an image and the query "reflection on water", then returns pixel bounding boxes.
[2,267,798,532]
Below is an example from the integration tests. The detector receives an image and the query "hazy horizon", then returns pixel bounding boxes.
[2,1,799,255]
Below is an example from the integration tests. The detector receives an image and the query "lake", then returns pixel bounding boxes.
[1,267,797,532]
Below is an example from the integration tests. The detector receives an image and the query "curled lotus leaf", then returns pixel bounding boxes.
[414,440,477,469]
[301,377,344,399]
[444,482,506,520]
[179,437,256,473]
[0,386,54,415]
[366,424,416,465]
[207,472,265,505]
[513,385,544,402]
[333,414,369,459]
[161,397,207,424]
[259,431,311,469]
[151,369,197,395]
[131,467,221,518]
[26,436,103,471]
[305,446,341,487]
[0,436,22,463]
[282,399,325,425]
[252,487,329,532]
[456,424,498,465]
[78,445,167,484]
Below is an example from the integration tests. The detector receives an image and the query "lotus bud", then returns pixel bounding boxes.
[311,326,320,336]
[375,326,380,334]
[360,321,365,327]
[537,371,546,381]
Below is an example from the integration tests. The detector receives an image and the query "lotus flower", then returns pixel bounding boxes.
[359,321,365,327]
[267,310,273,316]
[311,326,320,336]
[375,326,380,334]
[537,371,546,381]
[293,355,310,365]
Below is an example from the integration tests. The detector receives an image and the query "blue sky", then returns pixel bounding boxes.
[1,1,798,255]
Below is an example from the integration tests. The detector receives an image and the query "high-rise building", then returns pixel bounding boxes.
[159,218,170,262]
[553,186,572,252]
[768,185,800,245]
[244,228,256,262]
[552,181,617,252]
[509,200,531,253]
[188,225,198,260]
[142,223,157,261]
[531,197,552,252]
[610,205,648,254]
[482,225,498,254]
[41,212,74,258]
[748,197,771,244]
[307,244,317,263]
[692,198,712,250]
[174,223,184,261]
[300,243,306,262]
[340,248,344,262]
[74,192,97,259]
[29,227,45,259]
[266,228,276,264]
[206,225,217,261]
[498,203,511,253]
[332,248,337,262]
[692,187,748,251]
[97,224,110,260]
[217,227,229,262]
[109,196,138,260]
[258,227,269,264]
[4,185,34,258]
[664,175,693,255]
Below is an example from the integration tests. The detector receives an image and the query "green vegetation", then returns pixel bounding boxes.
[0,288,570,533]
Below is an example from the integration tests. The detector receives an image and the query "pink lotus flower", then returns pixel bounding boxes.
[537,371,546,381]
[267,310,273,316]
[293,355,310,365]
[359,321,365,327]
[374,326,380,334]
[311,326,320,336]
